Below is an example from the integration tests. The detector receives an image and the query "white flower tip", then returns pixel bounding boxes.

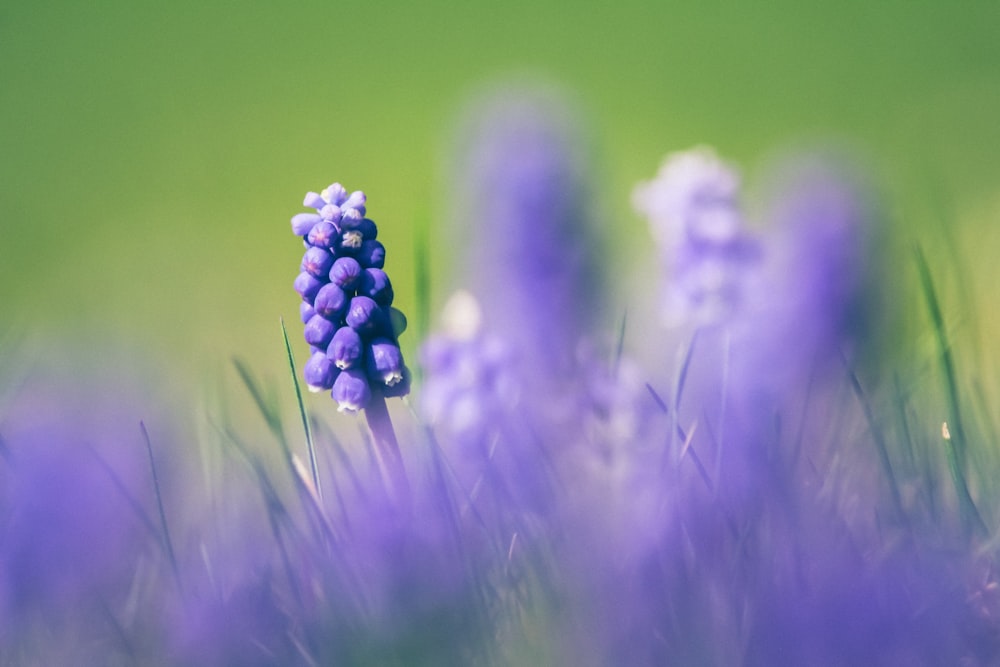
[441,290,482,341]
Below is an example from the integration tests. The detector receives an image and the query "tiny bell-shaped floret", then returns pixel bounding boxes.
[313,283,348,320]
[304,191,326,209]
[331,367,371,412]
[357,240,386,269]
[366,337,405,387]
[360,268,394,306]
[301,246,334,278]
[340,207,365,230]
[346,296,382,334]
[356,218,378,240]
[303,352,339,392]
[328,325,363,369]
[321,183,348,206]
[304,314,337,348]
[319,204,343,224]
[294,272,324,301]
[307,221,338,248]
[329,256,362,290]
[343,190,367,210]
[291,212,321,236]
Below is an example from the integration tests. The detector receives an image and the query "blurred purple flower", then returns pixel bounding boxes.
[633,146,760,327]
[419,291,518,445]
[449,82,603,372]
[0,352,175,661]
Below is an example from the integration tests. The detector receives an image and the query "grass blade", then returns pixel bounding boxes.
[913,244,986,536]
[281,317,321,502]
[140,421,181,593]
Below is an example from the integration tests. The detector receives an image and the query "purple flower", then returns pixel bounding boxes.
[289,183,411,410]
[419,291,518,442]
[303,351,339,392]
[359,268,394,306]
[0,355,179,662]
[749,154,878,370]
[328,325,363,369]
[303,313,336,348]
[313,283,348,320]
[291,212,320,235]
[345,295,382,334]
[301,246,334,278]
[306,221,338,248]
[449,83,603,372]
[633,146,760,327]
[366,337,405,387]
[329,256,363,290]
[293,271,323,301]
[331,367,372,413]
[357,239,385,269]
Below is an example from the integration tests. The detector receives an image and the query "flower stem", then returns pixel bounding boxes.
[365,392,411,507]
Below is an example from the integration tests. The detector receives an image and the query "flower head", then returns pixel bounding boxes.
[633,147,760,327]
[449,83,603,371]
[289,183,409,412]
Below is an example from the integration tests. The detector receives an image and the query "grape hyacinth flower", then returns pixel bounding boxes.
[420,290,518,444]
[449,83,603,373]
[290,183,410,409]
[632,147,760,327]
[291,182,411,503]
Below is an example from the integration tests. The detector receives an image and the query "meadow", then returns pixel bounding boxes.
[2,2,1000,664]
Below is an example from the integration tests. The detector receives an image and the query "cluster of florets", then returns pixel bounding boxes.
[632,147,759,327]
[419,291,518,441]
[291,183,409,411]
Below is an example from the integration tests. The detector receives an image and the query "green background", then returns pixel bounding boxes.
[2,0,999,389]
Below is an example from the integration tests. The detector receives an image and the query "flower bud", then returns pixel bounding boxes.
[345,296,382,334]
[307,221,338,248]
[319,204,343,224]
[327,325,363,369]
[357,240,386,269]
[322,183,348,206]
[301,246,334,279]
[304,314,336,348]
[291,212,320,236]
[303,191,325,208]
[340,207,365,229]
[366,338,405,387]
[313,283,348,321]
[303,352,339,392]
[331,367,371,412]
[359,268,394,306]
[329,256,362,290]
[293,272,323,301]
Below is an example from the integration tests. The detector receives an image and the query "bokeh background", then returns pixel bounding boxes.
[2,0,999,394]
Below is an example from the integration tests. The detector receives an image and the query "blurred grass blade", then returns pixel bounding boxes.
[612,308,627,376]
[140,421,181,593]
[914,244,967,465]
[232,356,289,458]
[846,367,906,527]
[914,244,985,536]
